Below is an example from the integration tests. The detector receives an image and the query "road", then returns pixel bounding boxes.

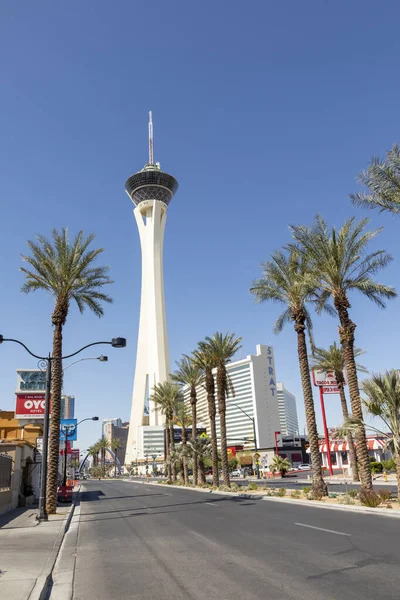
[70,480,400,599]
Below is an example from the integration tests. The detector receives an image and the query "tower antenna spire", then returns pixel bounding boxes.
[148,110,153,165]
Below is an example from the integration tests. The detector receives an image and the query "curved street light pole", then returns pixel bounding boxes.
[0,335,126,521]
[61,417,98,486]
[230,402,260,479]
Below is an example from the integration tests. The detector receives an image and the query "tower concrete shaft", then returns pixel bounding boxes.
[124,115,178,466]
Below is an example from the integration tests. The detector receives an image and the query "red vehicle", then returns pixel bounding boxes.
[57,485,73,502]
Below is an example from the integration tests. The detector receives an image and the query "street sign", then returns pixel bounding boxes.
[60,419,78,441]
[312,370,338,387]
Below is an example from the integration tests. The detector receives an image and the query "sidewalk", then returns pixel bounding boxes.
[0,503,71,600]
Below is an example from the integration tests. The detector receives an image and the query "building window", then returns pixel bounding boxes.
[330,452,337,465]
[341,451,348,465]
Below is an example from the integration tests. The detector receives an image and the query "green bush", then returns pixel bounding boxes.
[218,484,232,493]
[370,461,383,474]
[302,486,311,494]
[339,494,355,505]
[359,489,381,507]
[276,487,287,497]
[328,493,337,499]
[291,489,301,499]
[230,483,239,492]
[348,489,358,498]
[377,489,392,502]
[248,482,258,491]
[382,458,396,471]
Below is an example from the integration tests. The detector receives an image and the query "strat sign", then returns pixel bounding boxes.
[15,394,48,419]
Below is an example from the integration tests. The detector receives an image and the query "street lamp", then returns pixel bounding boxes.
[61,416,98,486]
[63,355,108,372]
[274,431,281,456]
[230,403,260,479]
[0,335,126,521]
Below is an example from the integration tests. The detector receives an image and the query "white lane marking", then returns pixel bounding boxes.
[206,502,219,507]
[295,523,351,536]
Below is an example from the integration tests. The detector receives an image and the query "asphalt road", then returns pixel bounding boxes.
[72,480,400,600]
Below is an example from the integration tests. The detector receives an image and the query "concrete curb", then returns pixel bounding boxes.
[27,486,81,600]
[123,478,400,518]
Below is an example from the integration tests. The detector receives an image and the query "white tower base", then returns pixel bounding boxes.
[125,199,170,465]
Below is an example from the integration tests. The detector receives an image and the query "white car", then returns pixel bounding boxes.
[297,463,311,471]
[230,469,242,477]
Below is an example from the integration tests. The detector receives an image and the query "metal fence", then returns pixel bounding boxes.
[0,454,12,489]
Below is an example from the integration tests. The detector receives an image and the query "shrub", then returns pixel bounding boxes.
[291,489,301,499]
[307,489,324,501]
[230,483,239,492]
[276,487,287,497]
[328,493,337,499]
[218,484,232,493]
[339,494,355,505]
[377,489,392,502]
[302,486,311,494]
[359,489,381,507]
[370,461,383,474]
[348,489,358,498]
[382,458,396,472]
[248,482,259,491]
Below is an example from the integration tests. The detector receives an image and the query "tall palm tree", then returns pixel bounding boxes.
[21,228,113,513]
[173,402,192,484]
[192,349,219,487]
[150,381,183,482]
[111,438,122,478]
[360,371,400,497]
[310,342,367,482]
[290,215,396,491]
[187,436,212,485]
[88,444,99,468]
[350,144,400,215]
[199,333,242,487]
[172,356,204,485]
[97,437,109,477]
[250,248,327,496]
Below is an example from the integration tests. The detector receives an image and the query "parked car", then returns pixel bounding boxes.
[297,463,311,471]
[204,467,213,475]
[230,469,242,477]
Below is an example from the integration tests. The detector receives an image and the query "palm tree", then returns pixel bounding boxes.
[350,145,400,215]
[97,437,109,477]
[310,342,368,482]
[199,333,242,487]
[360,371,400,497]
[111,438,122,478]
[192,349,219,487]
[20,228,113,513]
[187,436,212,485]
[88,444,99,467]
[150,381,183,482]
[173,402,192,484]
[250,248,327,496]
[270,455,291,478]
[172,357,204,485]
[290,215,396,491]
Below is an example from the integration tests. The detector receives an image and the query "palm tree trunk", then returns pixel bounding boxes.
[169,422,176,481]
[205,367,219,487]
[394,446,400,500]
[190,386,198,486]
[295,322,327,496]
[46,323,63,514]
[165,425,171,480]
[182,427,188,485]
[114,449,117,478]
[337,378,359,482]
[198,458,206,485]
[336,301,373,491]
[217,365,230,487]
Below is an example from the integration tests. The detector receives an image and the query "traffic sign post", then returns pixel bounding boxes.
[312,370,335,476]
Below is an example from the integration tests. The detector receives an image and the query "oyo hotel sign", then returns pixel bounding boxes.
[15,394,47,419]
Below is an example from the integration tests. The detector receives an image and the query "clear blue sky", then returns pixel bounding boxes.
[1,1,399,452]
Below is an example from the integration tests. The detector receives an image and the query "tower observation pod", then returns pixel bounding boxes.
[124,112,179,465]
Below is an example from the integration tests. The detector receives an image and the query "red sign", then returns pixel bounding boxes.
[71,449,80,460]
[15,394,50,419]
[60,441,72,456]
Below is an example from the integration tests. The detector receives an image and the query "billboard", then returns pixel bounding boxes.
[312,370,338,387]
[60,419,78,442]
[15,393,48,419]
[16,369,46,392]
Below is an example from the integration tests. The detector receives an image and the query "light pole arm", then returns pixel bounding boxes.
[231,402,254,423]
[61,341,113,360]
[64,357,102,372]
[1,338,46,360]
